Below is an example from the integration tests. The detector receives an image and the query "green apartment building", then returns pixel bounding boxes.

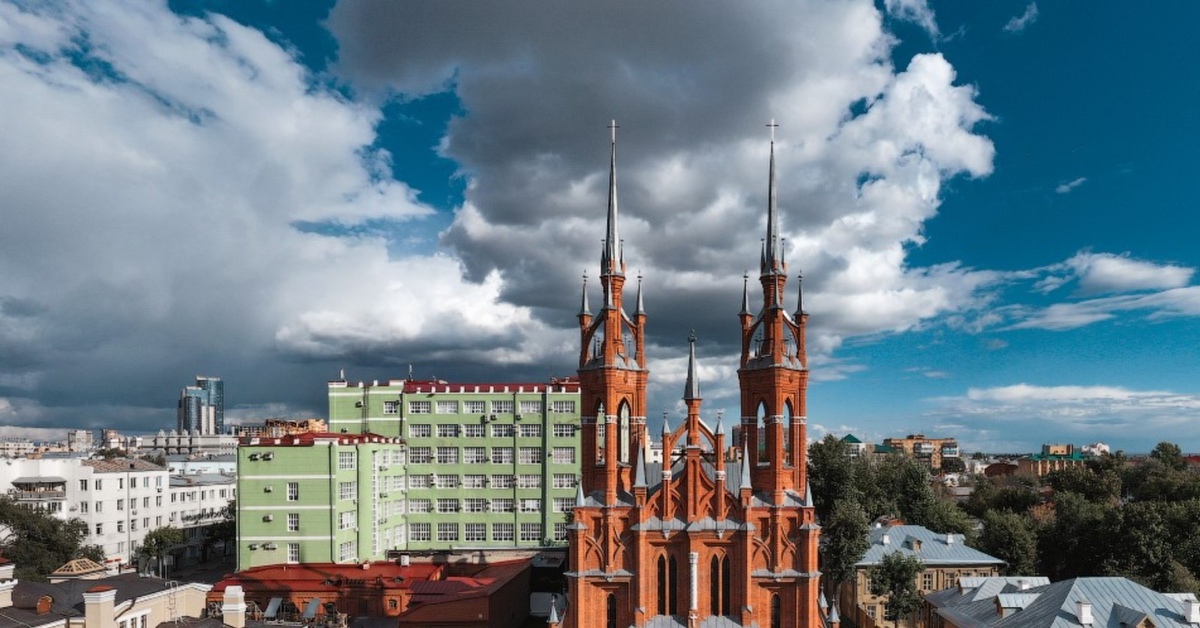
[236,432,407,569]
[328,376,582,552]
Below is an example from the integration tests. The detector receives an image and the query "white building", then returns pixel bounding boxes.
[0,456,235,571]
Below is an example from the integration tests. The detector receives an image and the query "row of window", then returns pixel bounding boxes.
[408,522,565,542]
[80,489,232,513]
[403,496,574,513]
[282,473,578,501]
[387,400,577,416]
[79,476,164,491]
[407,446,576,465]
[406,423,578,438]
[94,515,159,535]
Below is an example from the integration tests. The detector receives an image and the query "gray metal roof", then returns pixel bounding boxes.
[857,525,1005,567]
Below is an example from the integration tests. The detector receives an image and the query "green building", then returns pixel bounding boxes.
[236,432,406,569]
[328,376,583,552]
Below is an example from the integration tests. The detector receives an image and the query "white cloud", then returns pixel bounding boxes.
[884,0,940,38]
[1003,3,1040,33]
[1067,251,1194,294]
[1055,176,1086,193]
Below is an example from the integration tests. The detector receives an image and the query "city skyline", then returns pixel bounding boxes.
[0,1,1197,452]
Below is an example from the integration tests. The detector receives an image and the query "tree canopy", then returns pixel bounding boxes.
[0,497,105,581]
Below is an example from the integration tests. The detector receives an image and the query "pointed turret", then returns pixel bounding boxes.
[600,120,623,278]
[579,273,591,317]
[634,442,648,489]
[795,272,806,317]
[761,120,782,276]
[575,482,586,508]
[684,331,701,401]
[740,274,751,316]
[636,273,646,315]
[740,443,753,491]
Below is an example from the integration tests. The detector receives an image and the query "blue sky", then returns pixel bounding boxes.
[0,0,1197,453]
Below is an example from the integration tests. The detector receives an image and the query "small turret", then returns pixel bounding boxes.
[683,331,701,402]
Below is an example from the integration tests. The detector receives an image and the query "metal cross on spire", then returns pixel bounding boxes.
[608,119,619,143]
[767,118,779,142]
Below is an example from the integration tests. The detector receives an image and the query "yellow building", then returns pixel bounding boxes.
[881,434,960,471]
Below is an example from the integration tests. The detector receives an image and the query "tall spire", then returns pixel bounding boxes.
[684,331,701,401]
[739,273,751,316]
[636,273,646,315]
[601,120,623,277]
[794,271,805,317]
[579,272,591,317]
[761,119,781,276]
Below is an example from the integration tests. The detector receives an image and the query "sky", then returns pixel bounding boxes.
[1,0,1198,454]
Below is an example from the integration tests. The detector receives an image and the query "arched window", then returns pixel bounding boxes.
[618,401,631,464]
[710,555,721,616]
[770,594,781,628]
[607,593,617,628]
[782,400,794,467]
[596,401,606,464]
[668,555,679,615]
[721,555,730,615]
[756,402,769,463]
[657,555,668,615]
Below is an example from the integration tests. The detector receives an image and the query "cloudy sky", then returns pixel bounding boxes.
[1,0,1197,453]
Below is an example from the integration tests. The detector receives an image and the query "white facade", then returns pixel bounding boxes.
[0,457,235,571]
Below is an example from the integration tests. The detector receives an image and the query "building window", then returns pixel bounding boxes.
[770,594,781,628]
[464,474,486,489]
[391,449,406,465]
[287,513,300,531]
[607,594,618,628]
[436,424,459,437]
[338,540,356,562]
[79,479,88,491]
[465,523,485,542]
[338,481,356,501]
[435,474,458,489]
[518,447,543,464]
[409,475,431,489]
[117,499,124,511]
[491,474,515,489]
[383,400,399,415]
[410,523,431,541]
[553,423,576,437]
[554,522,568,541]
[96,501,103,512]
[923,571,935,591]
[436,447,459,464]
[436,499,459,513]
[553,497,574,513]
[464,447,487,464]
[410,447,432,463]
[518,424,542,438]
[464,400,486,414]
[519,522,542,542]
[553,474,578,489]
[80,501,89,513]
[465,498,487,513]
[437,523,459,542]
[492,447,514,464]
[391,476,405,492]
[96,523,103,534]
[492,424,515,438]
[463,424,485,438]
[492,523,514,541]
[95,479,102,490]
[409,401,432,414]
[519,400,543,415]
[552,447,576,464]
[117,521,124,533]
[520,498,541,513]
[552,400,576,414]
[338,451,356,470]
[409,424,432,438]
[339,511,355,530]
[518,474,541,489]
[130,519,137,532]
[435,401,458,414]
[287,543,300,563]
[492,400,514,414]
[491,498,514,513]
[409,499,431,513]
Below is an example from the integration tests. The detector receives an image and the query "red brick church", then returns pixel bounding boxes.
[564,125,822,628]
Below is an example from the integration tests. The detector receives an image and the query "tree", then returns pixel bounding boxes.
[940,458,966,474]
[204,501,236,560]
[821,499,870,602]
[141,526,185,577]
[1045,466,1121,503]
[1037,492,1118,580]
[869,552,925,628]
[977,510,1038,576]
[808,435,857,523]
[1150,442,1187,472]
[0,497,104,581]
[914,498,975,541]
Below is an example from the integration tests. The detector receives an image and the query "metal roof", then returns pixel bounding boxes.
[857,524,1005,567]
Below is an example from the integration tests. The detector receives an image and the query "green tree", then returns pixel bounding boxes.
[939,458,966,474]
[203,501,236,560]
[1037,492,1118,580]
[1045,466,1121,503]
[0,497,103,581]
[1150,442,1187,472]
[869,551,925,628]
[914,498,975,541]
[808,435,857,523]
[977,510,1038,576]
[141,526,185,577]
[821,499,870,602]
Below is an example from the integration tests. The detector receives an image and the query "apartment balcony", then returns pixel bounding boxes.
[8,489,67,500]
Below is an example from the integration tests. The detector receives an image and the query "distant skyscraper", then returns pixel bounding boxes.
[177,376,224,434]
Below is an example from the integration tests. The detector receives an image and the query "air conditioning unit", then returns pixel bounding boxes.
[263,514,274,522]
[263,453,275,461]
[249,453,260,461]
[380,492,389,498]
[249,544,259,550]
[264,486,273,493]
[263,543,278,550]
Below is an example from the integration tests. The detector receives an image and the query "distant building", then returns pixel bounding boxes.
[177,376,224,435]
[1017,444,1090,477]
[0,439,36,458]
[843,434,868,457]
[145,430,238,456]
[883,434,961,471]
[845,524,1004,628]
[232,418,327,438]
[925,575,1200,628]
[67,429,95,452]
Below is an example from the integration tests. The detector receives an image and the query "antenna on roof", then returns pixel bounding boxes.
[408,364,413,380]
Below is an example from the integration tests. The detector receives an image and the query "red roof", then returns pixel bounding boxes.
[211,561,441,594]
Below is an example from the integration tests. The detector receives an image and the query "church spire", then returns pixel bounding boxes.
[636,273,646,315]
[795,271,806,317]
[740,273,751,316]
[601,120,624,277]
[684,331,701,401]
[761,120,782,276]
[579,272,591,317]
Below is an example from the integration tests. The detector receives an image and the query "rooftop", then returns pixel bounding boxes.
[240,432,402,448]
[857,524,1006,568]
[328,377,581,394]
[82,458,164,473]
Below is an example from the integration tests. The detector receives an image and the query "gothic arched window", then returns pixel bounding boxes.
[756,402,769,463]
[783,400,794,467]
[596,401,606,464]
[668,555,679,615]
[618,401,631,464]
[771,594,781,628]
[607,593,617,628]
[657,555,667,615]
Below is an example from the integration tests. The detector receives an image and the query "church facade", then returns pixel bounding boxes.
[564,125,821,628]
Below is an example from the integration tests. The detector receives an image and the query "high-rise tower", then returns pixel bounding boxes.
[566,124,820,628]
[177,376,224,435]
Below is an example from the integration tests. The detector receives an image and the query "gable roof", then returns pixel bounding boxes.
[857,525,1005,568]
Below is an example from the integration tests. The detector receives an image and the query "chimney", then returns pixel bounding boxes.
[0,559,16,609]
[84,586,117,628]
[222,586,247,628]
[946,533,955,545]
[1018,579,1029,591]
[1186,599,1200,625]
[882,533,890,546]
[1077,600,1093,626]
